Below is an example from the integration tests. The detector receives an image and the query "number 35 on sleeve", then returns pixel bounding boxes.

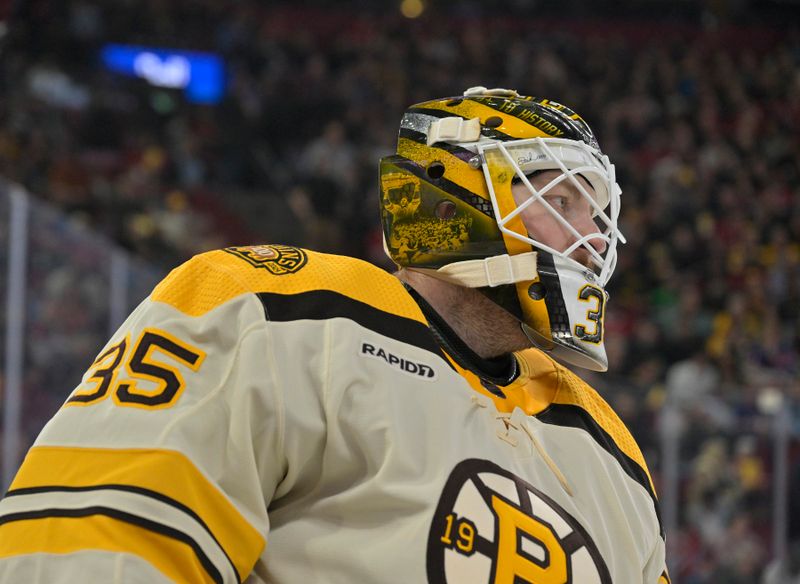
[66,329,206,410]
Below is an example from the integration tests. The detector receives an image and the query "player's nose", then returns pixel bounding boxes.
[567,215,606,268]
[575,214,607,255]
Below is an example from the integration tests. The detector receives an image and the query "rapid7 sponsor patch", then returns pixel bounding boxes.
[360,341,437,380]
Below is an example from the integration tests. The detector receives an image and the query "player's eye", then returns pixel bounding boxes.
[546,195,569,210]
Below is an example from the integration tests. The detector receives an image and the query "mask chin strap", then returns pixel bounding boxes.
[411,252,539,288]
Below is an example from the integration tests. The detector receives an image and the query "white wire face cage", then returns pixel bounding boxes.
[477,137,625,287]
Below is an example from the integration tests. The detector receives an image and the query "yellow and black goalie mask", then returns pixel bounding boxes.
[379,87,625,371]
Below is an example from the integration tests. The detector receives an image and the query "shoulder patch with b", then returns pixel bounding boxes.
[224,245,308,275]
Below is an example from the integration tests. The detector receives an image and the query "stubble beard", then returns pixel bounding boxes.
[398,269,532,359]
[441,284,533,359]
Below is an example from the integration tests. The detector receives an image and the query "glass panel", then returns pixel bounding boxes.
[127,253,164,314]
[21,196,114,448]
[0,184,9,380]
[0,185,164,479]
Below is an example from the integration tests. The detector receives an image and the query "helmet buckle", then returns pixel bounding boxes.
[427,117,481,145]
[463,86,520,98]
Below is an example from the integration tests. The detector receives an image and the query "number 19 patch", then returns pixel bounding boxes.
[426,459,610,584]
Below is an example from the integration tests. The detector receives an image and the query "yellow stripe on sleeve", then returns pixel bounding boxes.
[0,514,215,584]
[9,446,265,581]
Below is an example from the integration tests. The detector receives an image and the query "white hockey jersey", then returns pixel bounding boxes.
[0,245,669,583]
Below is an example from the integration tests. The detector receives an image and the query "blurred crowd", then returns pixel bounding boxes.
[1,1,799,580]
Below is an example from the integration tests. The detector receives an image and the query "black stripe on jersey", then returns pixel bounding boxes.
[5,484,241,583]
[257,290,454,370]
[0,506,224,584]
[536,403,664,538]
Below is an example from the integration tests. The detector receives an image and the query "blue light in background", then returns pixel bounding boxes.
[101,44,226,104]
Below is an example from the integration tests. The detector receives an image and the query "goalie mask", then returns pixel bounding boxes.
[379,87,625,371]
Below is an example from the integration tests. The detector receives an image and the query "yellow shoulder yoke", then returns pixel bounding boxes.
[152,246,423,321]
